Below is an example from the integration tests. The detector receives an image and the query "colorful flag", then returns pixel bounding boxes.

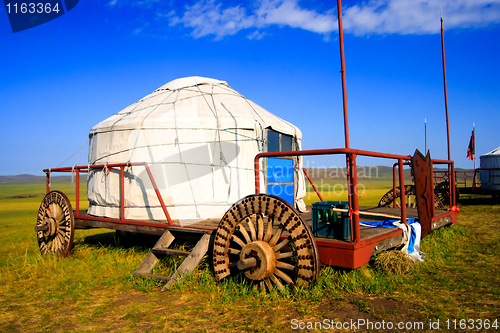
[466,130,474,160]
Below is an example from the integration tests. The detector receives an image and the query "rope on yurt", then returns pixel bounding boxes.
[119,90,175,211]
[167,89,201,218]
[231,87,266,125]
[193,83,225,216]
[127,90,175,164]
[217,85,265,150]
[71,165,75,193]
[71,138,87,193]
[44,138,88,192]
[54,138,89,169]
[222,129,264,144]
[199,84,226,199]
[106,97,144,165]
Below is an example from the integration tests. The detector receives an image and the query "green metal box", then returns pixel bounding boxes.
[312,201,350,240]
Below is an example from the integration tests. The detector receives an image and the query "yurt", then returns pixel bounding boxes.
[87,77,306,225]
[480,146,500,191]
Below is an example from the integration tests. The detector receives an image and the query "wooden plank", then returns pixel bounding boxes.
[370,233,404,256]
[144,273,171,282]
[74,218,213,240]
[412,150,435,237]
[152,248,190,257]
[134,230,175,275]
[162,233,210,291]
[432,214,453,230]
[359,225,398,239]
[327,207,402,220]
[75,219,166,235]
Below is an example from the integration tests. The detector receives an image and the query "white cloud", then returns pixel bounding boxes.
[109,0,161,8]
[254,0,336,34]
[169,0,337,39]
[247,30,266,39]
[167,0,500,39]
[342,0,500,36]
[169,0,256,39]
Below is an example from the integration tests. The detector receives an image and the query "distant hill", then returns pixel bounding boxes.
[0,175,46,184]
[0,174,86,184]
[304,166,412,181]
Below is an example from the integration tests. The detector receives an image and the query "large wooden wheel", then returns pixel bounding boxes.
[378,185,445,210]
[212,194,319,292]
[435,181,460,206]
[35,191,75,257]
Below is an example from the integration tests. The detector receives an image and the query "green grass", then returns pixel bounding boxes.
[0,181,499,332]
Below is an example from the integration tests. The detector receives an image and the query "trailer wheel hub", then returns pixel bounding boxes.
[240,241,276,280]
[43,216,58,238]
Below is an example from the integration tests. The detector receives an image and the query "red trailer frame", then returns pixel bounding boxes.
[42,147,457,271]
[35,0,459,291]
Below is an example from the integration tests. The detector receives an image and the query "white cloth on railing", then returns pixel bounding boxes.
[360,218,425,262]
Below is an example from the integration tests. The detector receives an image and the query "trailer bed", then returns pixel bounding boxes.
[74,206,454,269]
[74,206,452,240]
[75,206,420,238]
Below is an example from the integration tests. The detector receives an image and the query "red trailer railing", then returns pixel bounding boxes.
[44,162,173,226]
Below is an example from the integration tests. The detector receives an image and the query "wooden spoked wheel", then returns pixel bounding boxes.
[378,185,445,210]
[435,181,459,206]
[212,194,319,292]
[35,191,75,257]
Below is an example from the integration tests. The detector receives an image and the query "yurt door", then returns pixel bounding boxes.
[265,129,295,206]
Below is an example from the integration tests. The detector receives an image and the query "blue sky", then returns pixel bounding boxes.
[1,0,499,175]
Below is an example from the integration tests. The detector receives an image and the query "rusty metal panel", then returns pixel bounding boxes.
[412,150,435,237]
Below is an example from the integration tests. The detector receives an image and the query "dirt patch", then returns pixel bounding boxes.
[290,295,423,332]
[0,194,41,199]
[74,289,425,332]
[112,290,151,307]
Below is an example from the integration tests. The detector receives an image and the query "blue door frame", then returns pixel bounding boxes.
[266,157,294,206]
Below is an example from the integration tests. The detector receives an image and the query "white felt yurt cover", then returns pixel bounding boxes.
[480,146,500,191]
[87,77,305,225]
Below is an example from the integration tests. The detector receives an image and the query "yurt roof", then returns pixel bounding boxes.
[89,76,301,138]
[481,146,500,157]
[155,76,229,91]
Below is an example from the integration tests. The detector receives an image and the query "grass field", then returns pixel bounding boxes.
[0,179,499,332]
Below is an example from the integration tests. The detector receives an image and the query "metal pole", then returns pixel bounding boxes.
[473,122,476,171]
[120,166,125,220]
[337,0,350,149]
[336,0,355,218]
[76,169,80,214]
[393,164,397,208]
[398,159,407,225]
[46,171,50,194]
[303,168,324,202]
[425,118,427,153]
[350,154,361,242]
[441,16,454,206]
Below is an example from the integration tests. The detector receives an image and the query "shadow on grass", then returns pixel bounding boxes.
[81,231,200,253]
[458,195,500,206]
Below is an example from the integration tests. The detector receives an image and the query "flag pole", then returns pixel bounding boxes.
[425,118,427,153]
[473,122,476,170]
[441,15,454,206]
[441,16,451,163]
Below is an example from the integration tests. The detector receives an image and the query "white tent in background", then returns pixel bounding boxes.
[480,146,500,191]
[87,76,306,225]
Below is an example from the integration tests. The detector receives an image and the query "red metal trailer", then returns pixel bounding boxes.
[34,0,459,291]
[36,147,457,291]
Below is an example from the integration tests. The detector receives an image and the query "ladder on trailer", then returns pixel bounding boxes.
[134,230,211,291]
